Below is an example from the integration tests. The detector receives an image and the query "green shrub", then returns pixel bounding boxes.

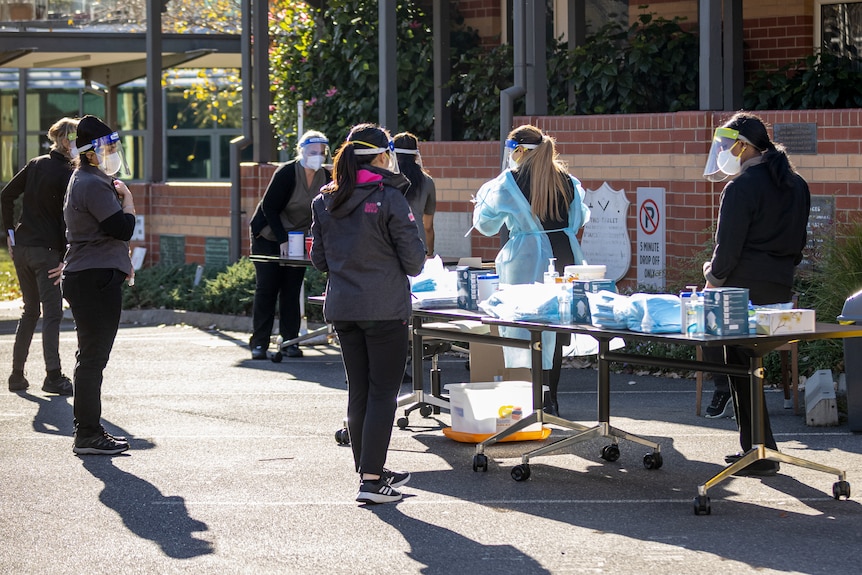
[447,12,699,139]
[122,258,329,321]
[744,51,862,110]
[795,220,862,375]
[0,246,20,301]
[123,263,203,311]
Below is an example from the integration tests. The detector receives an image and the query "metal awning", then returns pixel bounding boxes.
[0,31,241,70]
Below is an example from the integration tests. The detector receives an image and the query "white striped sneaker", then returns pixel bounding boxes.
[382,468,411,489]
[356,480,402,504]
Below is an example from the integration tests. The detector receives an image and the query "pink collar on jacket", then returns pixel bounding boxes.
[356,169,383,185]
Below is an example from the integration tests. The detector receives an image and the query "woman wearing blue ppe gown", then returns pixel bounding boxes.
[472,125,590,416]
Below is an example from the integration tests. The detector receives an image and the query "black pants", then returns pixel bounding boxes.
[250,236,306,349]
[544,332,570,401]
[334,319,408,476]
[726,346,778,452]
[710,278,790,452]
[61,268,125,438]
[12,245,64,374]
[703,346,730,394]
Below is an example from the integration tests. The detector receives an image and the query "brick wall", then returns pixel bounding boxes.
[633,1,815,74]
[456,0,501,46]
[136,109,862,290]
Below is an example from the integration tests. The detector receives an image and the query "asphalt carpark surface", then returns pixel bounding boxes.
[1,301,861,575]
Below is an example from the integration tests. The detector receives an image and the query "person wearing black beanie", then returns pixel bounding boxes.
[62,115,136,455]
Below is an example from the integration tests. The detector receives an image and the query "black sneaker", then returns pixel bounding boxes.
[724,453,780,476]
[382,468,411,489]
[704,391,733,418]
[42,374,73,396]
[733,461,780,477]
[285,344,303,358]
[251,346,267,360]
[356,479,402,504]
[8,373,29,392]
[73,431,130,455]
[724,452,744,464]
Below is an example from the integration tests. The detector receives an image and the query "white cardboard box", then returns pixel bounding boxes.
[755,309,815,335]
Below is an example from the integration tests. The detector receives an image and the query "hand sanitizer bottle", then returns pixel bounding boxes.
[543,258,559,285]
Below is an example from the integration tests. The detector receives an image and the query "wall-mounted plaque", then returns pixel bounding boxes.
[773,123,817,155]
[580,182,631,282]
[159,234,185,267]
[205,237,230,269]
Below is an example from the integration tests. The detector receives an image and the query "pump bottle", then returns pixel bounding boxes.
[543,258,559,285]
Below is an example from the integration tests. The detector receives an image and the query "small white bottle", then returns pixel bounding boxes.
[684,286,699,335]
[558,282,573,324]
[684,286,705,335]
[543,258,559,285]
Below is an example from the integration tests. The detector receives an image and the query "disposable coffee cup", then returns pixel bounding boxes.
[288,231,305,258]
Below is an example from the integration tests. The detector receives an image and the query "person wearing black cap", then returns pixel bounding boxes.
[1,117,78,395]
[702,111,811,476]
[62,115,135,455]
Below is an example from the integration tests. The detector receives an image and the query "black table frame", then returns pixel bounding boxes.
[248,254,334,351]
[408,308,862,514]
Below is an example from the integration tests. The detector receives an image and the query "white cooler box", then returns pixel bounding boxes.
[444,381,546,435]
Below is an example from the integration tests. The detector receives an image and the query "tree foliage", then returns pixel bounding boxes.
[269,0,439,150]
[446,12,699,140]
[744,51,862,110]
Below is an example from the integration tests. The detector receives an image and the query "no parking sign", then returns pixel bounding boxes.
[636,187,665,289]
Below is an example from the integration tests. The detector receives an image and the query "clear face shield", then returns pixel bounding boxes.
[703,127,743,182]
[72,132,129,177]
[353,139,399,174]
[501,138,538,171]
[393,147,422,167]
[298,136,331,171]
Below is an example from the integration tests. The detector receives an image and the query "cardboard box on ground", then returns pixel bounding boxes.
[469,325,531,383]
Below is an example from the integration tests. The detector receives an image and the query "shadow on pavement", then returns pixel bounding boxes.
[365,505,550,575]
[404,430,862,574]
[80,457,214,559]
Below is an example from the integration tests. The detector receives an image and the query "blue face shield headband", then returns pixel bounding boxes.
[299,136,331,170]
[502,138,539,171]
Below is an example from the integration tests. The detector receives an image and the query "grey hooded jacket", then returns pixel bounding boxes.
[310,166,426,322]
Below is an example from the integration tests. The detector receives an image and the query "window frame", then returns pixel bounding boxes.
[815,0,862,56]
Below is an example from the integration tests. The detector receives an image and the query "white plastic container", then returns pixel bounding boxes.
[287,231,305,258]
[444,381,546,434]
[564,264,606,280]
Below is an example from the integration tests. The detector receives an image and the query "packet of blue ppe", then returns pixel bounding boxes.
[584,290,629,329]
[411,255,459,308]
[412,255,460,294]
[478,283,561,323]
[623,293,682,333]
[411,277,437,292]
